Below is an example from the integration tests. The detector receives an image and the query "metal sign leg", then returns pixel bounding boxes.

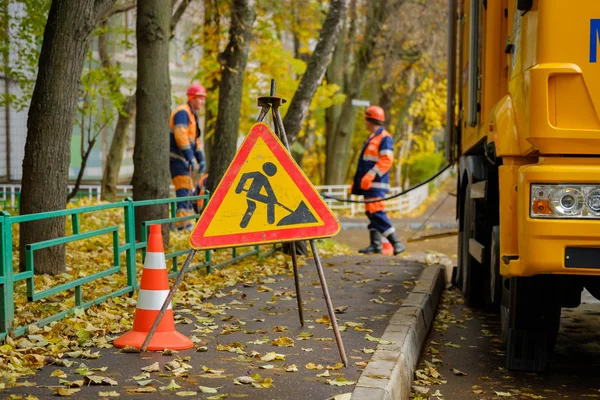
[290,242,304,325]
[310,240,348,367]
[141,249,197,352]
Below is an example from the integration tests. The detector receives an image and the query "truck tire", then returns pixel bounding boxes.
[459,182,484,306]
[502,276,561,371]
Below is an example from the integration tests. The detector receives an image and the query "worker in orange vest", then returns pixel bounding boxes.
[351,105,405,255]
[169,83,206,230]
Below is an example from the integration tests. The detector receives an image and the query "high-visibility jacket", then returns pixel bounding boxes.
[169,102,205,173]
[351,126,394,198]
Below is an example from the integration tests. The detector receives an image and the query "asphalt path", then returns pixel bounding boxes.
[3,254,424,400]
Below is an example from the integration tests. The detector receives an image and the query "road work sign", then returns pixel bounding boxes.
[189,122,340,249]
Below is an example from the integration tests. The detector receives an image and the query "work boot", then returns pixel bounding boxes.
[358,230,383,254]
[385,231,405,255]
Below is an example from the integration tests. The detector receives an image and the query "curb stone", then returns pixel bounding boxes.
[351,264,447,400]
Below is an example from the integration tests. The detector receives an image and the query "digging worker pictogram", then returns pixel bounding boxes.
[351,105,405,255]
[169,83,207,230]
[235,161,318,229]
[235,162,279,228]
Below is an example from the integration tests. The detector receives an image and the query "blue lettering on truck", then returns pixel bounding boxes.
[591,19,600,63]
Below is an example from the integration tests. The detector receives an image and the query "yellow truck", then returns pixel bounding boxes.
[446,0,600,371]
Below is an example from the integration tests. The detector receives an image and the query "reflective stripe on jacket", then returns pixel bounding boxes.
[169,103,205,171]
[352,126,394,198]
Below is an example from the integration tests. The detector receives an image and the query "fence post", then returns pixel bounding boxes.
[0,211,14,334]
[124,198,138,292]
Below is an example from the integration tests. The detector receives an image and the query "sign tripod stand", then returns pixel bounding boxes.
[141,79,348,367]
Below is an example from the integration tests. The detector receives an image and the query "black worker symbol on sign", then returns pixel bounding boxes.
[234,162,318,229]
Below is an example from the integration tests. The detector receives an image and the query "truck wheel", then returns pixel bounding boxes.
[502,276,561,371]
[460,183,484,306]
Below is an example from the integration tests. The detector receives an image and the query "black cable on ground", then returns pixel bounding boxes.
[320,163,454,204]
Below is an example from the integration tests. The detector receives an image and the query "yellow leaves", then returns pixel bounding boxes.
[160,379,181,391]
[217,342,246,354]
[365,334,394,345]
[315,315,330,325]
[50,369,67,378]
[285,364,298,372]
[260,352,286,362]
[326,377,356,386]
[250,374,272,389]
[98,392,120,397]
[202,366,225,375]
[305,362,323,370]
[53,388,80,397]
[326,363,344,371]
[271,337,294,347]
[198,385,219,394]
[141,362,160,373]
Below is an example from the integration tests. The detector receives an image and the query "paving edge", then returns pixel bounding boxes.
[351,264,447,400]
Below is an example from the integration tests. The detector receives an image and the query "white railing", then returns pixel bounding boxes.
[0,168,454,215]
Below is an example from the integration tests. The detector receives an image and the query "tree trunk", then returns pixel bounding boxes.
[325,0,391,185]
[132,0,171,242]
[101,94,136,201]
[324,17,347,175]
[201,0,222,169]
[19,0,115,275]
[282,0,348,145]
[101,1,192,200]
[207,0,255,193]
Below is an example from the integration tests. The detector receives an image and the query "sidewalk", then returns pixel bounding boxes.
[4,254,427,399]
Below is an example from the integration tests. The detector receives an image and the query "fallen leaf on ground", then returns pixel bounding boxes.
[285,365,298,372]
[327,377,355,386]
[198,385,219,394]
[272,337,294,347]
[160,379,181,391]
[305,362,324,370]
[451,368,467,376]
[316,315,331,324]
[98,391,120,397]
[53,388,80,397]
[141,362,160,372]
[175,391,198,397]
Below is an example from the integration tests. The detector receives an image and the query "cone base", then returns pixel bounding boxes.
[113,329,194,351]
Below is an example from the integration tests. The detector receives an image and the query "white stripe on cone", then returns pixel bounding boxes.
[144,252,167,270]
[137,289,172,310]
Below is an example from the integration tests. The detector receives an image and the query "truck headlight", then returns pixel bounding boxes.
[531,184,600,219]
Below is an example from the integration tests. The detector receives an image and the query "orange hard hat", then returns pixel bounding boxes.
[365,105,385,123]
[187,83,206,98]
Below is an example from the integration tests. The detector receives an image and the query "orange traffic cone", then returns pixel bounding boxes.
[382,237,393,255]
[113,224,193,350]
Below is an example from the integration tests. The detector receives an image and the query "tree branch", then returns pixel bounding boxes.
[94,0,120,25]
[99,1,136,23]
[171,0,193,33]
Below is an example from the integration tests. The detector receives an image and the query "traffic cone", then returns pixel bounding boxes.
[113,224,193,350]
[382,237,393,255]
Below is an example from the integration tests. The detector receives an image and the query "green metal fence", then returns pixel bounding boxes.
[0,194,277,340]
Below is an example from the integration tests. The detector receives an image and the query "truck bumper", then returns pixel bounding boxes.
[505,158,600,276]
